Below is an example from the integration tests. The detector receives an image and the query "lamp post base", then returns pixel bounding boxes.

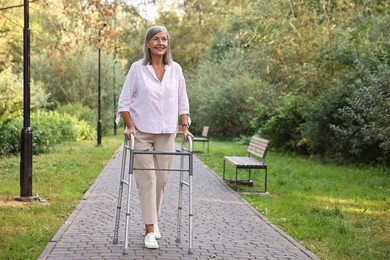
[14,196,39,202]
[20,127,33,197]
[97,120,102,146]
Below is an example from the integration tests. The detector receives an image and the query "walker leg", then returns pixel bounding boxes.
[176,154,185,243]
[188,153,194,254]
[223,160,226,180]
[123,150,134,255]
[113,142,128,244]
[235,168,238,191]
[264,168,268,193]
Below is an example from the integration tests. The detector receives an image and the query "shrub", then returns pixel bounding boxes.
[187,53,258,137]
[0,111,94,156]
[32,50,123,135]
[57,103,96,128]
[330,66,390,164]
[31,111,94,154]
[302,65,390,164]
[302,83,351,161]
[0,119,22,156]
[258,95,306,152]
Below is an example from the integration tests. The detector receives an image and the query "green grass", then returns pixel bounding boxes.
[0,134,123,260]
[198,139,390,260]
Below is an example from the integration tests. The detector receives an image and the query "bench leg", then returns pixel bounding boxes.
[223,160,226,180]
[264,167,268,193]
[235,168,238,191]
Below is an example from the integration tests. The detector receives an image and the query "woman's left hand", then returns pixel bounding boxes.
[183,128,194,142]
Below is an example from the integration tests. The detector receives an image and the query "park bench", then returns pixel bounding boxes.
[192,126,209,154]
[223,136,271,193]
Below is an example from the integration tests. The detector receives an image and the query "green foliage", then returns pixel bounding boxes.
[188,0,390,165]
[330,65,390,164]
[155,0,223,72]
[258,95,306,152]
[302,84,351,161]
[30,111,94,154]
[0,67,49,122]
[1,0,389,165]
[32,49,123,134]
[0,119,22,156]
[0,111,94,156]
[0,1,118,72]
[303,65,390,164]
[57,103,97,128]
[187,52,257,136]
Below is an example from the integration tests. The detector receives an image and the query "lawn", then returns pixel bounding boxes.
[0,134,123,260]
[198,139,390,260]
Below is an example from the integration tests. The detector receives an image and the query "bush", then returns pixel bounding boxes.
[32,50,124,134]
[302,65,390,164]
[57,103,96,128]
[31,111,95,154]
[302,83,351,161]
[187,53,258,137]
[0,111,94,156]
[0,119,22,156]
[330,66,390,164]
[258,95,306,152]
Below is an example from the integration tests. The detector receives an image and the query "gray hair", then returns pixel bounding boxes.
[142,26,172,65]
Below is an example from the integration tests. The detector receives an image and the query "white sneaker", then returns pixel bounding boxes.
[154,223,161,239]
[144,232,159,249]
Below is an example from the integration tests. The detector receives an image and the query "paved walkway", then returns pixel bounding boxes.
[39,146,319,260]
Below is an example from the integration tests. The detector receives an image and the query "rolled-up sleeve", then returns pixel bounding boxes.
[177,67,190,116]
[116,64,136,124]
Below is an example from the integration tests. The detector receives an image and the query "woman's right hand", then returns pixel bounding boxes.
[124,127,136,140]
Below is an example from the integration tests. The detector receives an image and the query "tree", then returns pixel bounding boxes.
[0,67,48,122]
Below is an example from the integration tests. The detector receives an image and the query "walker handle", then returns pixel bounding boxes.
[181,135,193,152]
[124,132,135,150]
[187,135,193,152]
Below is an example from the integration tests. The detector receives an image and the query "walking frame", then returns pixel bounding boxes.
[112,133,194,255]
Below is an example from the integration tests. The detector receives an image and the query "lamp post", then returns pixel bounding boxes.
[97,22,106,146]
[113,0,117,136]
[113,59,117,136]
[17,0,36,201]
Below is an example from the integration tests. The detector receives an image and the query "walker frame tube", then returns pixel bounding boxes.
[113,134,134,245]
[112,133,194,255]
[112,140,127,245]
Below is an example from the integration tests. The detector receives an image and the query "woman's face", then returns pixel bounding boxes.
[146,31,168,59]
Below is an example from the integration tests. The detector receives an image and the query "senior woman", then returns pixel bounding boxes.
[117,25,192,249]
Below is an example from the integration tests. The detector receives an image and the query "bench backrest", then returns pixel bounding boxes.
[247,136,270,161]
[201,126,209,137]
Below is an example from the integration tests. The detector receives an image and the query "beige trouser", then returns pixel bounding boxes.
[134,130,174,224]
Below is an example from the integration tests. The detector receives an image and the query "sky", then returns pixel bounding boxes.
[127,0,182,21]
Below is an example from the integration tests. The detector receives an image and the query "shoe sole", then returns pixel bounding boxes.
[145,244,159,249]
